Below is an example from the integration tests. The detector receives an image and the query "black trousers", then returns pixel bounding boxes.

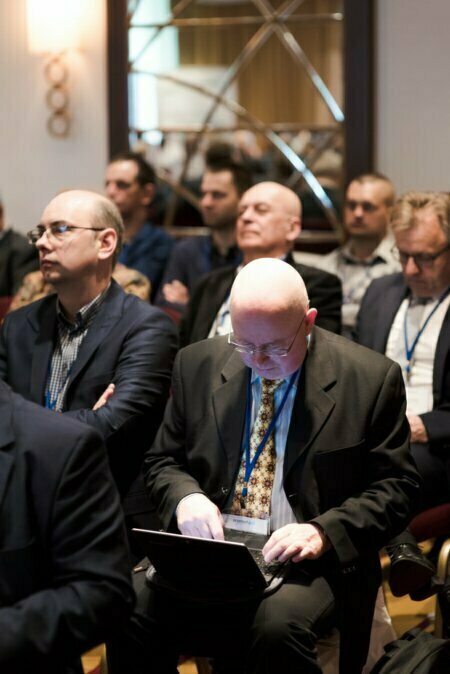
[107,562,337,674]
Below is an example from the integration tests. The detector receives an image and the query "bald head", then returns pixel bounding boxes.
[237,182,301,262]
[43,190,124,264]
[231,258,308,318]
[248,182,302,218]
[229,259,316,379]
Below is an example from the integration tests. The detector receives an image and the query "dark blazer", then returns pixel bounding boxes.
[118,221,174,299]
[0,382,134,674]
[355,273,450,450]
[0,229,39,296]
[179,253,343,347]
[144,329,420,673]
[0,280,178,506]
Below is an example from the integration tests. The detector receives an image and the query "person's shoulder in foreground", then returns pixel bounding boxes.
[0,382,134,674]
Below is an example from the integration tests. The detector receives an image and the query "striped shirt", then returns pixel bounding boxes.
[45,286,110,411]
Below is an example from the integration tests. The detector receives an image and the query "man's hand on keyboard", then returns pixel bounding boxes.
[176,493,225,540]
[263,523,331,563]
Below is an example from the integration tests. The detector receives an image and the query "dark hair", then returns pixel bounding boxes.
[205,142,253,196]
[109,151,156,187]
[203,162,251,199]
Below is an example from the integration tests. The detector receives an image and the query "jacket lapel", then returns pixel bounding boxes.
[374,277,408,352]
[28,298,57,404]
[199,268,235,339]
[434,303,450,403]
[284,330,336,479]
[212,349,248,485]
[66,283,124,389]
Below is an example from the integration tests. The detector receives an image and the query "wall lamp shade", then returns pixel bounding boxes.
[26,0,83,54]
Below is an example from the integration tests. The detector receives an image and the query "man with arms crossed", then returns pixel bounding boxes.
[109,258,420,674]
[0,190,177,554]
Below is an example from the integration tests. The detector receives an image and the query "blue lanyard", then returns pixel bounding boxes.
[240,369,298,507]
[45,361,73,411]
[403,288,450,381]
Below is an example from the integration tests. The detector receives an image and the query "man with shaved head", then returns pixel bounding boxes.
[0,189,177,557]
[108,258,419,674]
[179,181,342,347]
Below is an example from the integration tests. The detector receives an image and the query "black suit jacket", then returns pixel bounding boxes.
[144,329,420,673]
[0,229,39,296]
[0,280,178,506]
[179,253,342,347]
[355,273,450,450]
[0,382,134,674]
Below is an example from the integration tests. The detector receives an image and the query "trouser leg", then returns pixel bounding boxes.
[108,565,336,674]
[246,569,337,674]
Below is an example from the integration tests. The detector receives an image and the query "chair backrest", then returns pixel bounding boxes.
[0,296,12,320]
[435,538,450,638]
[409,504,450,543]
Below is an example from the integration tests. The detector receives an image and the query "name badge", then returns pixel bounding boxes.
[222,513,270,536]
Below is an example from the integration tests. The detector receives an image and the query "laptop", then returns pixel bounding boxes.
[132,527,290,603]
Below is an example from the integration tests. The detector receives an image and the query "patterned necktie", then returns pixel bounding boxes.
[231,377,283,519]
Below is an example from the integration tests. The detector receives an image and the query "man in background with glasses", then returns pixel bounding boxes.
[0,189,178,560]
[316,173,400,339]
[356,191,450,600]
[108,258,419,674]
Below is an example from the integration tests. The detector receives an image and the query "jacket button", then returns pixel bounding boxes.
[221,486,229,494]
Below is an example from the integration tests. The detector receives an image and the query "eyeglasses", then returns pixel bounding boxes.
[345,200,378,213]
[27,222,106,245]
[391,243,450,268]
[228,314,306,358]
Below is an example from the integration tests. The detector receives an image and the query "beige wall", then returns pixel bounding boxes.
[2,0,450,232]
[0,0,108,232]
[375,0,450,194]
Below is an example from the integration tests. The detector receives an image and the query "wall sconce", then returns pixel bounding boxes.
[26,0,83,138]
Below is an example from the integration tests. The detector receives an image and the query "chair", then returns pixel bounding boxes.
[407,504,450,640]
[435,538,450,638]
[0,296,12,321]
[409,504,450,543]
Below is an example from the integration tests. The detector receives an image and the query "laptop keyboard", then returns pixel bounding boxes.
[249,548,284,579]
[223,529,284,579]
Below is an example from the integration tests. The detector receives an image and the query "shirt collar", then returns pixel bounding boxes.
[251,368,301,389]
[340,234,396,265]
[57,283,110,331]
